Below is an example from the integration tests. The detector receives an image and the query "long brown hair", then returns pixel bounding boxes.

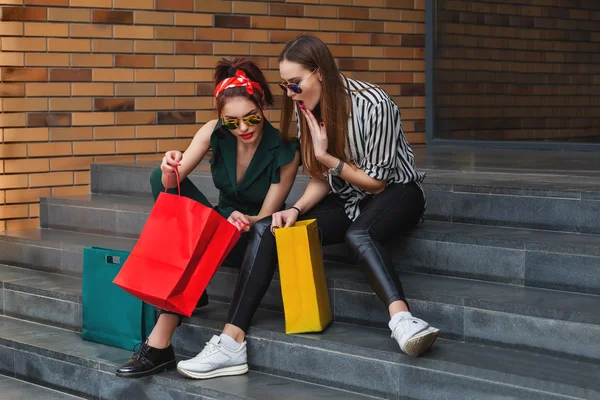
[278,35,350,177]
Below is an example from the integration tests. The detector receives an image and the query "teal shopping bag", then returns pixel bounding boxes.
[82,247,156,351]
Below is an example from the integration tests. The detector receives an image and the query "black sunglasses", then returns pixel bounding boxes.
[279,69,317,94]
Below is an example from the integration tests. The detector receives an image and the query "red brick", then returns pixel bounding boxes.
[156,0,192,11]
[49,68,92,82]
[115,55,155,68]
[1,7,47,22]
[92,10,133,24]
[1,67,47,82]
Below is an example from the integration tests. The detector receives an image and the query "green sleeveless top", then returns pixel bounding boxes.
[209,120,299,219]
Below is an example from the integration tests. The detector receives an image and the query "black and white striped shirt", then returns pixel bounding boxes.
[299,75,426,221]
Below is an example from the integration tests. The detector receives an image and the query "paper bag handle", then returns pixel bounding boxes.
[164,167,181,196]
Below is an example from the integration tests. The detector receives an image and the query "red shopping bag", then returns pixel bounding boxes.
[113,170,240,317]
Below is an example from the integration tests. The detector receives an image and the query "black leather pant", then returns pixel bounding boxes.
[227,182,425,332]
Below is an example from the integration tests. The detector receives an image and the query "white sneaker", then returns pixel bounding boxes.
[177,335,248,379]
[389,317,439,357]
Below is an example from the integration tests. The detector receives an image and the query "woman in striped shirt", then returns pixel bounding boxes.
[275,35,440,356]
[177,35,439,380]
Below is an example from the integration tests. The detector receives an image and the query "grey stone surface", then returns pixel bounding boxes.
[451,192,582,232]
[4,273,81,302]
[0,264,43,283]
[0,317,65,348]
[396,364,586,400]
[0,228,136,276]
[190,369,379,400]
[270,340,400,399]
[92,152,600,236]
[0,240,62,272]
[421,188,453,222]
[42,203,117,235]
[413,145,600,176]
[98,371,205,400]
[393,238,526,284]
[93,163,306,208]
[0,345,15,376]
[525,251,600,295]
[580,199,600,234]
[0,377,85,399]
[60,251,84,277]
[0,316,379,400]
[2,314,600,399]
[92,164,154,197]
[332,287,465,341]
[13,350,101,398]
[3,290,81,331]
[116,210,149,237]
[465,309,600,362]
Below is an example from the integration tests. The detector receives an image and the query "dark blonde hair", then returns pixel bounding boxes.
[278,35,350,177]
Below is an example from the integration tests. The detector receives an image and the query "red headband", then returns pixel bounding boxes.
[214,69,263,99]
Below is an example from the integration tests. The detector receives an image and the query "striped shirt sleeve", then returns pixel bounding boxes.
[360,99,400,181]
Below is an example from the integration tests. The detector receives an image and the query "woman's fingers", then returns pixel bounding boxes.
[304,108,320,132]
[271,213,283,234]
[161,158,175,174]
[284,216,295,228]
[239,214,250,225]
[301,108,317,137]
[273,213,283,228]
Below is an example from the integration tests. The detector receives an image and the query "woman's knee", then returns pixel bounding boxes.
[251,215,272,236]
[345,228,370,255]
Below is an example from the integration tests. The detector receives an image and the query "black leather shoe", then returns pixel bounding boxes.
[196,290,209,308]
[116,342,176,378]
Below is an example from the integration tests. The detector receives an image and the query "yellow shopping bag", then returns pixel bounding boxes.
[274,219,332,334]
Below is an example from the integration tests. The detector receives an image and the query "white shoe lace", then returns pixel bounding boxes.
[197,342,220,358]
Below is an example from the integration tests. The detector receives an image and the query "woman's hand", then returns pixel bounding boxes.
[271,208,300,233]
[161,150,183,175]
[301,108,328,160]
[227,211,251,232]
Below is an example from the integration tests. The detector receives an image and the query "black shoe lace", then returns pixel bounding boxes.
[131,342,151,362]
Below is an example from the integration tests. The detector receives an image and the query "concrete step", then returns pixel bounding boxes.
[0,375,85,400]
[0,230,599,363]
[39,193,600,295]
[171,301,600,399]
[0,317,375,400]
[0,312,598,399]
[92,162,600,233]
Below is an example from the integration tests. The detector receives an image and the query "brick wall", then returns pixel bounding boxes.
[0,0,425,232]
[435,0,600,141]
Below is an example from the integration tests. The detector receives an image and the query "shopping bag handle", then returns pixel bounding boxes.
[164,167,181,196]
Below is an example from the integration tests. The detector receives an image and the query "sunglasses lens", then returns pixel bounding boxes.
[279,82,302,94]
[289,84,302,94]
[223,120,238,130]
[245,115,262,126]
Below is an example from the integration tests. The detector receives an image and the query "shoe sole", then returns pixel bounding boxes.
[116,359,177,379]
[177,363,249,380]
[403,327,440,357]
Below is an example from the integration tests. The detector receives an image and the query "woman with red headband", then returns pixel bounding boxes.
[115,58,300,379]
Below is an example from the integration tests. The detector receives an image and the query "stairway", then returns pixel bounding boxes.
[0,149,599,399]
